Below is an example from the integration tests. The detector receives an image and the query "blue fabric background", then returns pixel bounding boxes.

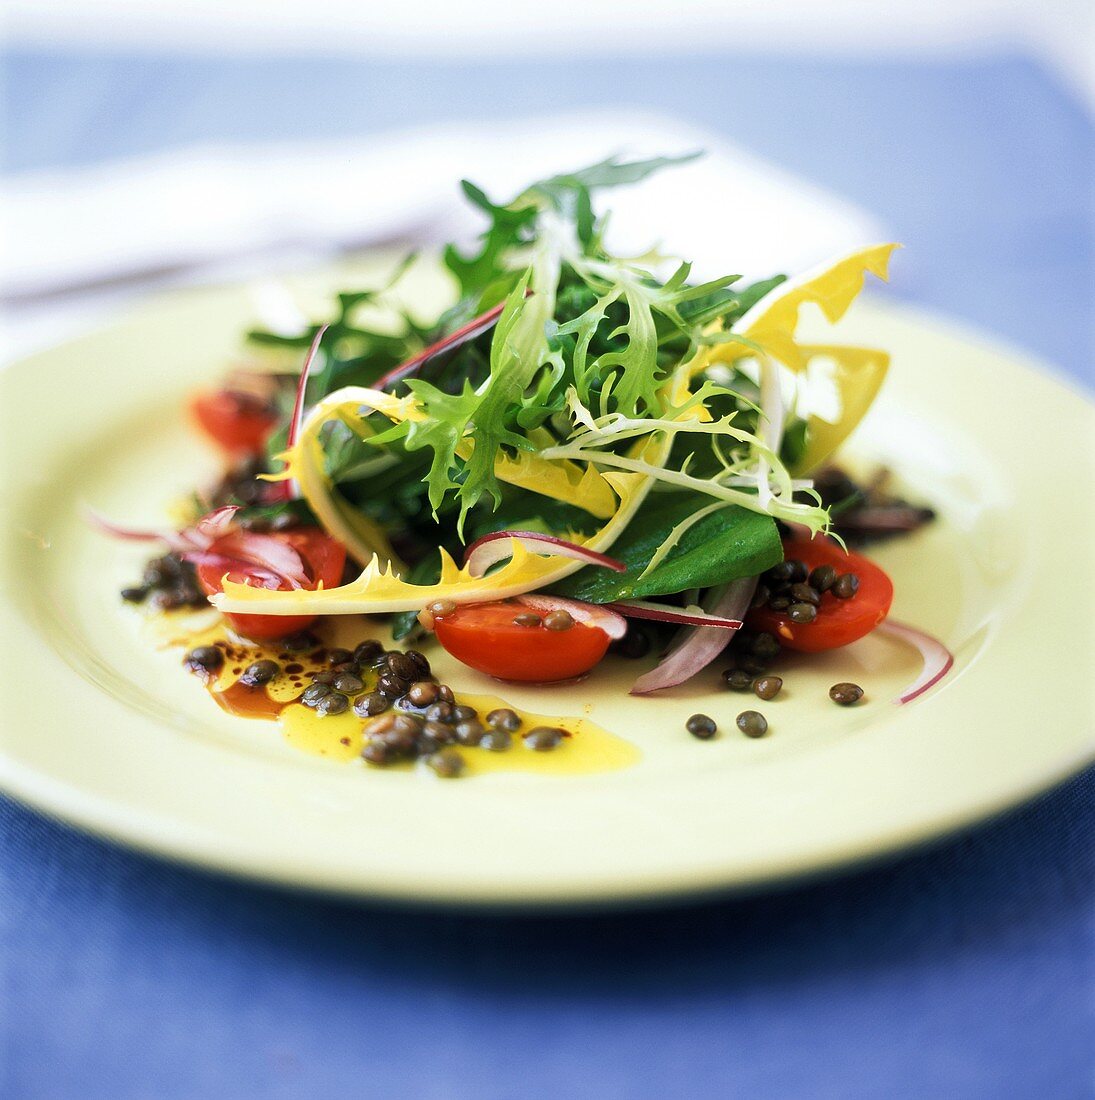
[1,50,1092,1098]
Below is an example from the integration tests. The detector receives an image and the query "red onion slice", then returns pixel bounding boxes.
[208,531,309,589]
[608,599,743,629]
[269,322,330,503]
[84,506,238,554]
[193,505,240,541]
[629,577,755,695]
[375,296,527,391]
[464,530,625,579]
[513,594,627,640]
[180,551,286,590]
[877,619,954,704]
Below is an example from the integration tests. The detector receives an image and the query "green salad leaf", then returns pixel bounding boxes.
[551,492,782,603]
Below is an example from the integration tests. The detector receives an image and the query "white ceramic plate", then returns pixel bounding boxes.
[2,260,1092,906]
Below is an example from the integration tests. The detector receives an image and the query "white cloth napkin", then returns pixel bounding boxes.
[1,109,884,359]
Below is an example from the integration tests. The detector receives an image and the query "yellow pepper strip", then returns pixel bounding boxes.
[731,242,898,474]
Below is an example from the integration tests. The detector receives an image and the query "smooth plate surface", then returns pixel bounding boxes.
[2,256,1093,906]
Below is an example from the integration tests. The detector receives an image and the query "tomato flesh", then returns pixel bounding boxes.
[197,527,346,641]
[191,390,278,456]
[747,536,893,652]
[432,601,612,682]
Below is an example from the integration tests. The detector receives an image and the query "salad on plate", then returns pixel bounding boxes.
[96,156,948,778]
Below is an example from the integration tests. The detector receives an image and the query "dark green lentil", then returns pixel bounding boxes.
[361,740,390,765]
[769,595,791,611]
[829,682,864,706]
[332,672,364,694]
[788,602,818,624]
[513,612,542,628]
[542,609,574,631]
[353,692,391,718]
[354,640,385,665]
[405,650,431,677]
[427,749,465,778]
[437,685,455,704]
[314,692,349,717]
[767,561,795,583]
[833,573,860,599]
[301,683,331,706]
[723,668,754,692]
[424,701,455,723]
[282,630,320,652]
[753,675,783,701]
[325,647,354,666]
[406,681,439,707]
[611,627,651,659]
[790,582,821,606]
[452,704,478,722]
[809,564,838,592]
[736,710,768,738]
[428,599,456,617]
[486,708,521,732]
[523,726,564,751]
[454,719,485,746]
[481,728,512,752]
[752,632,781,660]
[311,670,337,685]
[422,719,457,745]
[386,653,419,681]
[240,659,279,687]
[186,645,224,672]
[685,714,717,740]
[376,672,410,698]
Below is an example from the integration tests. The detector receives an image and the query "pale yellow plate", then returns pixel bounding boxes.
[2,258,1093,907]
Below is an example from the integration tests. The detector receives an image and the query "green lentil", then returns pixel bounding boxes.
[833,573,860,599]
[685,714,717,740]
[736,710,768,738]
[723,668,754,692]
[523,726,564,751]
[753,675,783,701]
[240,659,279,686]
[427,748,465,778]
[829,682,864,706]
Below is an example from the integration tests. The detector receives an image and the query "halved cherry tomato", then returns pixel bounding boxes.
[190,390,278,456]
[432,601,612,682]
[197,527,346,641]
[747,536,893,652]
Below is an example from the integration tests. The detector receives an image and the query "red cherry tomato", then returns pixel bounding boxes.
[747,536,893,652]
[190,390,278,456]
[432,601,612,682]
[197,527,346,641]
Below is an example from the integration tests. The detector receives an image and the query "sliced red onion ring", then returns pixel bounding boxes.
[629,577,755,695]
[84,506,238,554]
[193,505,240,541]
[513,594,627,640]
[208,531,309,589]
[464,530,625,579]
[269,322,330,503]
[374,295,529,391]
[608,599,743,629]
[180,551,286,590]
[877,619,954,704]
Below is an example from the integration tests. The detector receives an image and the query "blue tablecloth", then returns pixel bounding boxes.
[2,50,1092,1098]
